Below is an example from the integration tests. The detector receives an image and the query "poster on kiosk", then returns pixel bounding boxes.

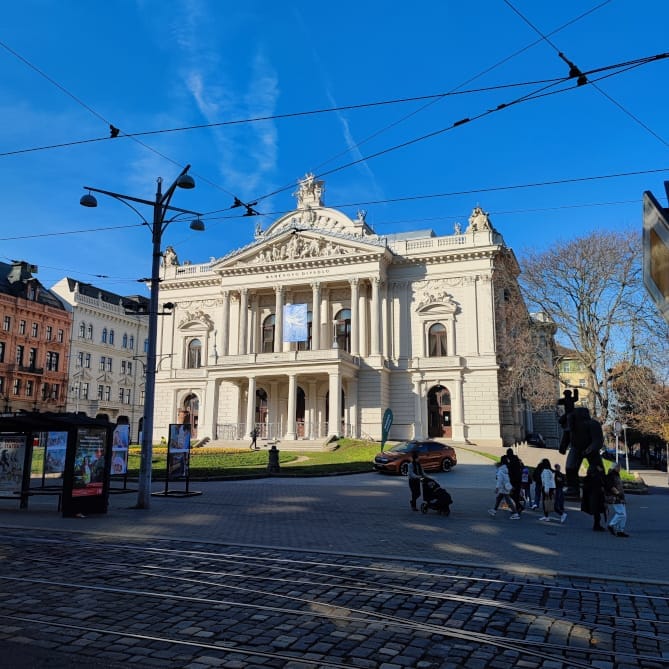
[62,424,112,517]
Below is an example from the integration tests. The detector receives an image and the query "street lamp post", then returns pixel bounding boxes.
[81,165,203,509]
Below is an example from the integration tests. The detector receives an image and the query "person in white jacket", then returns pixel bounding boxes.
[539,458,567,523]
[488,456,520,519]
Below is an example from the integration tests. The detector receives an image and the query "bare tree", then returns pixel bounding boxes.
[519,229,669,426]
[494,251,558,412]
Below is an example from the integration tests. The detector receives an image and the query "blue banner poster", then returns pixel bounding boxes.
[283,303,308,342]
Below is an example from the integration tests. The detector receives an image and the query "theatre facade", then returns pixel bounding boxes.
[153,174,526,446]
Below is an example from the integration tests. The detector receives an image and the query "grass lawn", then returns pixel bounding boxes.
[125,438,383,479]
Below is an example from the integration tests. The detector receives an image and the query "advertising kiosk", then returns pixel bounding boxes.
[0,412,113,516]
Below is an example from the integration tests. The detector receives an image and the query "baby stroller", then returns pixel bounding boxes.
[420,476,453,515]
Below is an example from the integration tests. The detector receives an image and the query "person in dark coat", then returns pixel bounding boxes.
[506,447,524,513]
[581,464,607,531]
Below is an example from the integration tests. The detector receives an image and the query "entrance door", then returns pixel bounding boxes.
[427,385,451,438]
[178,394,199,438]
[296,387,306,437]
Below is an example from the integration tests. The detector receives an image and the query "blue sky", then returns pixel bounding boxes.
[1,1,668,297]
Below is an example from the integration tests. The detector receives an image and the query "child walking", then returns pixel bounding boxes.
[488,455,520,520]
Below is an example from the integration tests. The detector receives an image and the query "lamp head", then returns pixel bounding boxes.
[176,174,195,190]
[80,192,98,208]
[190,217,205,232]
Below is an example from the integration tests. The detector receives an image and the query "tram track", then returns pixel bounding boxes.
[0,530,667,668]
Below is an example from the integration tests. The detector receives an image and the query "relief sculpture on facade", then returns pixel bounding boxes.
[178,309,214,330]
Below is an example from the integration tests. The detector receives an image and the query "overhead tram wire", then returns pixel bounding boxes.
[502,0,669,149]
[243,54,669,210]
[0,77,566,159]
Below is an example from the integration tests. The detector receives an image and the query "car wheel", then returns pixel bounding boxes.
[441,458,453,472]
[400,461,409,476]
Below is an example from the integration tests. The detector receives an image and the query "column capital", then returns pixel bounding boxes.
[349,277,360,287]
[275,285,285,296]
[310,281,321,291]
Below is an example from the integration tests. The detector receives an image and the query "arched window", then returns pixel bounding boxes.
[101,328,108,344]
[297,311,313,351]
[79,322,86,338]
[262,314,275,353]
[129,335,134,350]
[122,333,128,348]
[87,324,93,340]
[109,329,115,345]
[334,309,351,352]
[187,339,202,368]
[429,323,447,357]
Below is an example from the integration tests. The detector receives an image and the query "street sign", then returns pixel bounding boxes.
[381,408,393,452]
[642,189,669,323]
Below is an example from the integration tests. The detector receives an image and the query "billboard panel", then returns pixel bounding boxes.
[283,303,308,342]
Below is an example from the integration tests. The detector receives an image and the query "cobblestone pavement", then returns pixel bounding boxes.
[1,528,668,669]
[1,446,667,667]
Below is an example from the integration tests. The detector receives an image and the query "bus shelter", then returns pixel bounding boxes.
[0,412,113,517]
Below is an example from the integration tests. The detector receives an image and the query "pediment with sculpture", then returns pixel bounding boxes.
[414,285,459,314]
[178,309,214,331]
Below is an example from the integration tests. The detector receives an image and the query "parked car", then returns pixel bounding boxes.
[525,432,547,448]
[373,440,457,475]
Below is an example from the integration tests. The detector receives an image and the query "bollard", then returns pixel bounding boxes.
[267,444,280,474]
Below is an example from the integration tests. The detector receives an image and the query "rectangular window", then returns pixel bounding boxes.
[0,341,4,363]
[29,348,37,368]
[140,390,145,404]
[31,323,38,337]
[97,385,104,400]
[99,356,106,371]
[25,380,33,397]
[51,383,60,400]
[77,351,84,367]
[105,386,111,401]
[3,316,10,331]
[579,378,586,388]
[46,325,53,341]
[121,360,127,374]
[0,377,4,394]
[106,358,112,372]
[119,388,125,403]
[41,383,49,399]
[125,389,131,405]
[81,383,88,400]
[16,345,24,365]
[85,353,91,368]
[127,361,132,375]
[46,351,59,371]
[57,329,64,343]
[19,320,26,335]
[13,379,20,395]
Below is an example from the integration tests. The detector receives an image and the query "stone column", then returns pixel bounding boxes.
[269,381,279,440]
[239,288,248,355]
[413,378,424,440]
[371,277,381,355]
[447,316,456,357]
[321,288,330,348]
[274,286,284,353]
[250,296,259,354]
[286,373,297,439]
[201,378,218,440]
[349,278,359,356]
[220,290,230,357]
[451,375,465,442]
[381,281,390,358]
[308,380,317,439]
[359,284,368,357]
[328,370,341,437]
[348,377,359,438]
[245,376,256,438]
[311,282,321,350]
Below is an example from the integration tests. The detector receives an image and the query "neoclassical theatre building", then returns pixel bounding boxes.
[153,174,527,445]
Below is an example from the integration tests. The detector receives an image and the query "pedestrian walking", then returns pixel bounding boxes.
[531,459,548,510]
[538,458,567,523]
[520,465,531,506]
[553,463,566,517]
[581,464,607,531]
[506,447,524,513]
[250,427,258,450]
[408,450,424,511]
[605,462,629,537]
[488,456,520,519]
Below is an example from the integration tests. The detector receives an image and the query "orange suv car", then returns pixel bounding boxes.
[373,440,457,475]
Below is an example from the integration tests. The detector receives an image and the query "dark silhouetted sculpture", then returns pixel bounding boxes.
[564,406,604,498]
